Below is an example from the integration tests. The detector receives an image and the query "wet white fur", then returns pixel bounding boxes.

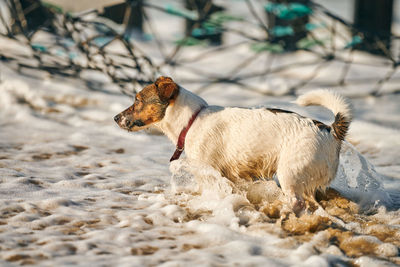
[155,87,352,205]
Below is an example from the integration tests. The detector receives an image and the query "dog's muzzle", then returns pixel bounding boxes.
[114,114,145,130]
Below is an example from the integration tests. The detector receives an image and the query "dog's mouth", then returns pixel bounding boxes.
[126,119,146,132]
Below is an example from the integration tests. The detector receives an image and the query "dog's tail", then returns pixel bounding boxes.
[296,90,352,141]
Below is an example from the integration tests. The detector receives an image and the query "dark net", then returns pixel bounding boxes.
[0,0,399,97]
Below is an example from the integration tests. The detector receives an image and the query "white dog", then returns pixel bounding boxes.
[114,77,352,211]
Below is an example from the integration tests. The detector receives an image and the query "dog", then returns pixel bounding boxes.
[114,76,352,212]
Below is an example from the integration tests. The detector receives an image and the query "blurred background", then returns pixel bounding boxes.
[1,3,400,265]
[1,0,400,98]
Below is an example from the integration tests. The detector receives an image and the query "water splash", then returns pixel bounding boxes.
[332,142,393,211]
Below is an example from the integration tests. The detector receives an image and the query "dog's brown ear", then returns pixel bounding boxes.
[155,76,179,102]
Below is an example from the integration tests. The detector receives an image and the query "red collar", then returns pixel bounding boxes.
[170,107,205,162]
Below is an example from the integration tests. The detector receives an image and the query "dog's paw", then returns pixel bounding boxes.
[287,196,306,217]
[292,198,306,217]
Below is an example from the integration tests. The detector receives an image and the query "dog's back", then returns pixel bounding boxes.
[186,105,340,183]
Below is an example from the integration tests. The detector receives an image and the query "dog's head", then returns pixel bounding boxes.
[114,76,179,131]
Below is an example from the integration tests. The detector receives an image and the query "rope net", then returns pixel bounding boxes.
[0,0,399,97]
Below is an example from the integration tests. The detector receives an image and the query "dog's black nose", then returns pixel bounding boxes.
[114,114,121,123]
